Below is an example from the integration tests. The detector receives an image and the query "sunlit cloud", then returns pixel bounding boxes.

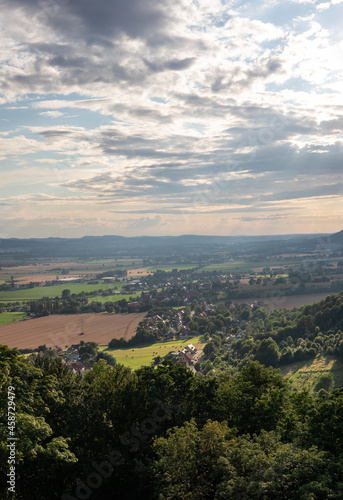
[0,0,342,236]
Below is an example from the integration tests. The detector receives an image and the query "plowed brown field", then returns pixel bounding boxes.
[0,312,147,350]
[127,267,153,276]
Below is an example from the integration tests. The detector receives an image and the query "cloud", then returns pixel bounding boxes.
[316,0,343,10]
[126,215,163,230]
[39,110,64,118]
[0,0,343,236]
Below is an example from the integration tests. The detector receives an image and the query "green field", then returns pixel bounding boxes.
[99,335,205,369]
[147,265,199,272]
[94,292,142,303]
[200,262,262,272]
[83,259,143,265]
[280,354,343,391]
[0,312,27,326]
[0,281,126,302]
[200,259,323,273]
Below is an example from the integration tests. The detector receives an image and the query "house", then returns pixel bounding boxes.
[127,301,140,313]
[187,344,196,352]
[69,363,86,375]
[167,328,176,338]
[179,326,191,337]
[177,352,196,367]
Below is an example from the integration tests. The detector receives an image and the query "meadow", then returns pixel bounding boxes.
[200,259,322,273]
[280,354,343,391]
[147,264,199,272]
[0,281,126,301]
[100,335,205,369]
[94,291,142,303]
[0,312,27,326]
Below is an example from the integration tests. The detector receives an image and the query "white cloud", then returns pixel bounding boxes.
[0,0,343,236]
[317,0,343,10]
[38,110,64,118]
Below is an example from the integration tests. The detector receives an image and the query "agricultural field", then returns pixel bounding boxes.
[230,291,341,311]
[94,291,142,303]
[83,259,143,266]
[280,354,343,391]
[263,292,340,311]
[201,258,328,273]
[0,312,27,326]
[0,312,147,350]
[127,267,154,276]
[201,262,265,272]
[0,281,126,302]
[146,265,199,272]
[100,335,206,369]
[11,274,84,285]
[0,258,144,283]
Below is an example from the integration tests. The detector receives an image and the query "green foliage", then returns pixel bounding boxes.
[153,419,231,500]
[215,362,289,434]
[314,373,334,393]
[95,350,116,366]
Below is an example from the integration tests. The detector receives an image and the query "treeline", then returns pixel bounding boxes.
[109,327,157,348]
[28,296,134,316]
[1,348,343,499]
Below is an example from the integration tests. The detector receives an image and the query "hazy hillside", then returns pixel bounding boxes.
[0,232,330,259]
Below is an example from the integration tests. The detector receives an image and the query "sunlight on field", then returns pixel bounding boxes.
[280,354,343,390]
[0,312,27,326]
[0,312,147,349]
[0,281,126,301]
[100,335,205,370]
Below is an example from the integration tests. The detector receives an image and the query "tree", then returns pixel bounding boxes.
[104,302,114,313]
[214,361,288,434]
[314,373,334,394]
[61,289,71,300]
[95,351,116,367]
[255,338,280,367]
[153,419,230,500]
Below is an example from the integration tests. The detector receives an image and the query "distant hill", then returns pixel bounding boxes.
[330,229,343,245]
[0,232,330,259]
[311,229,343,249]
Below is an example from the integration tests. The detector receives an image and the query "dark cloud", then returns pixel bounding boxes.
[144,57,197,73]
[260,183,343,202]
[48,55,89,69]
[5,0,181,40]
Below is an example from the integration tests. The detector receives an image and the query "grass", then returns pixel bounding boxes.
[200,262,261,272]
[94,292,142,303]
[280,354,343,391]
[147,265,199,272]
[0,312,27,326]
[83,259,142,265]
[99,335,205,370]
[0,281,126,301]
[200,259,325,273]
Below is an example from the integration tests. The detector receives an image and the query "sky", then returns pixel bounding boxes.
[0,0,343,238]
